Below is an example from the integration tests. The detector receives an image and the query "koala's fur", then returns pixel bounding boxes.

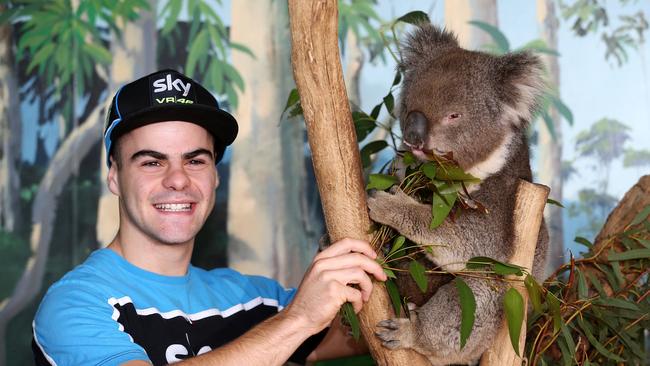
[367,24,549,365]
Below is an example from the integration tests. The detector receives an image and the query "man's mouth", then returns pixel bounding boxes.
[154,203,193,212]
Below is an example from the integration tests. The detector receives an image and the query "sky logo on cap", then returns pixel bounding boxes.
[152,74,192,96]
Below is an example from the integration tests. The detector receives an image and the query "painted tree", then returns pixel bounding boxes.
[228,0,321,286]
[536,0,566,273]
[96,0,158,246]
[444,0,498,50]
[0,10,21,233]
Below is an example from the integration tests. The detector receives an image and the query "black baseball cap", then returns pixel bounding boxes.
[103,69,238,166]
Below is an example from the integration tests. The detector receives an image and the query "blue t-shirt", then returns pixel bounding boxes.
[32,249,320,365]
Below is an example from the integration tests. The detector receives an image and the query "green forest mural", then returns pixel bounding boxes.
[0,0,648,365]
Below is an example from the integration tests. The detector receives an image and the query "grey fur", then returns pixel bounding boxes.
[368,24,549,365]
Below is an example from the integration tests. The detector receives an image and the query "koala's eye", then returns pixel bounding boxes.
[444,113,462,124]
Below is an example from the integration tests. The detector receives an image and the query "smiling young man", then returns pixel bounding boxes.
[32,70,386,366]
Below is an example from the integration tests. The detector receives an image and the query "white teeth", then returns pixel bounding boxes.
[155,203,191,211]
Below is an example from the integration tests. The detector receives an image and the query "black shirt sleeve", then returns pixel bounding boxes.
[288,327,329,365]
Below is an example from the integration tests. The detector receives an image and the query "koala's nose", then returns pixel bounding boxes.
[403,111,429,149]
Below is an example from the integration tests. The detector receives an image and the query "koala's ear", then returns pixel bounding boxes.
[400,23,459,72]
[497,52,546,129]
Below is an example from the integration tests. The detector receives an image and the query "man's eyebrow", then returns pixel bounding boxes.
[183,148,214,160]
[130,150,168,162]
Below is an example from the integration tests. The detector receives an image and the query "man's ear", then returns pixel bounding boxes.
[214,168,220,190]
[107,158,121,197]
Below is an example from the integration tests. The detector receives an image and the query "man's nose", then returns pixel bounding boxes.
[403,111,429,149]
[162,165,190,191]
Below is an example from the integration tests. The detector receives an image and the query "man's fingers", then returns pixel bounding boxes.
[313,253,387,282]
[314,238,377,261]
[342,286,363,313]
[320,268,374,301]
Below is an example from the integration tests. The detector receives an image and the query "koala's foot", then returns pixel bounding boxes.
[375,318,417,350]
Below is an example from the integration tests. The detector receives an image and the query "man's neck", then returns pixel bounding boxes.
[108,232,194,276]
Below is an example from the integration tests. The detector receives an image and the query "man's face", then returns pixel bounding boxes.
[108,121,218,247]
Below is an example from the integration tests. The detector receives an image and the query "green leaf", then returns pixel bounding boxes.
[366,174,398,191]
[282,89,300,116]
[341,302,361,340]
[231,42,255,59]
[453,278,476,349]
[391,71,402,87]
[388,236,405,257]
[546,292,562,334]
[546,198,565,207]
[524,275,542,314]
[466,256,495,269]
[607,249,650,261]
[469,20,510,53]
[577,317,625,362]
[517,38,561,56]
[435,182,463,195]
[383,92,394,116]
[383,267,397,279]
[574,236,593,248]
[185,28,209,77]
[629,204,650,226]
[550,95,574,126]
[593,297,640,311]
[83,43,112,64]
[408,260,428,293]
[402,151,416,166]
[435,165,480,183]
[360,140,389,168]
[353,112,376,142]
[493,262,524,276]
[503,288,524,356]
[385,279,402,317]
[370,103,382,120]
[430,191,457,229]
[420,162,437,179]
[395,11,429,26]
[559,322,577,364]
[576,268,588,299]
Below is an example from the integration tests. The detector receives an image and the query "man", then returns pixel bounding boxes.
[32,69,386,365]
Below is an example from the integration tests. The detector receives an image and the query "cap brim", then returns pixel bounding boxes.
[110,104,238,163]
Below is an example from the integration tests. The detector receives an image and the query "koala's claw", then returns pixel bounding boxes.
[375,318,415,350]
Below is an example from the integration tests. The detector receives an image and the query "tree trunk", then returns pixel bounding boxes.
[228,0,320,286]
[444,0,498,50]
[287,1,430,365]
[0,18,21,232]
[96,1,158,246]
[480,181,549,366]
[0,104,104,366]
[536,0,565,275]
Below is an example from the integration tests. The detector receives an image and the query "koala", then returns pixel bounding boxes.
[367,24,549,365]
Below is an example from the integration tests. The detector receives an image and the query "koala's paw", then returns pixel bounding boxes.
[375,318,416,350]
[367,189,409,227]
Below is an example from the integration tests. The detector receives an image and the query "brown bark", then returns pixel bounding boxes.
[287,1,429,365]
[480,181,550,366]
[537,0,565,276]
[0,17,21,232]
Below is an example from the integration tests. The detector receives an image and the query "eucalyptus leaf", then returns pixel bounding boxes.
[546,292,562,334]
[493,262,524,276]
[430,191,457,229]
[629,204,650,226]
[503,288,524,356]
[366,174,398,191]
[560,322,577,364]
[282,88,300,116]
[388,236,406,257]
[402,151,416,166]
[524,275,542,314]
[395,10,429,25]
[577,317,625,362]
[607,249,650,261]
[341,302,361,341]
[465,256,495,270]
[408,260,428,293]
[469,20,510,53]
[576,268,588,299]
[420,162,437,179]
[453,278,476,349]
[361,140,389,168]
[546,198,565,207]
[383,267,396,279]
[435,165,480,183]
[574,236,593,248]
[385,279,402,317]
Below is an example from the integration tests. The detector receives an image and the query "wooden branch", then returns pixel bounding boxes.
[287,1,429,365]
[480,180,549,366]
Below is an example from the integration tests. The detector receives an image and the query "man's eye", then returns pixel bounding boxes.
[189,159,206,165]
[142,161,161,167]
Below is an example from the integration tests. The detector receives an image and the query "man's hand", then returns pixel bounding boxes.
[285,238,387,335]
